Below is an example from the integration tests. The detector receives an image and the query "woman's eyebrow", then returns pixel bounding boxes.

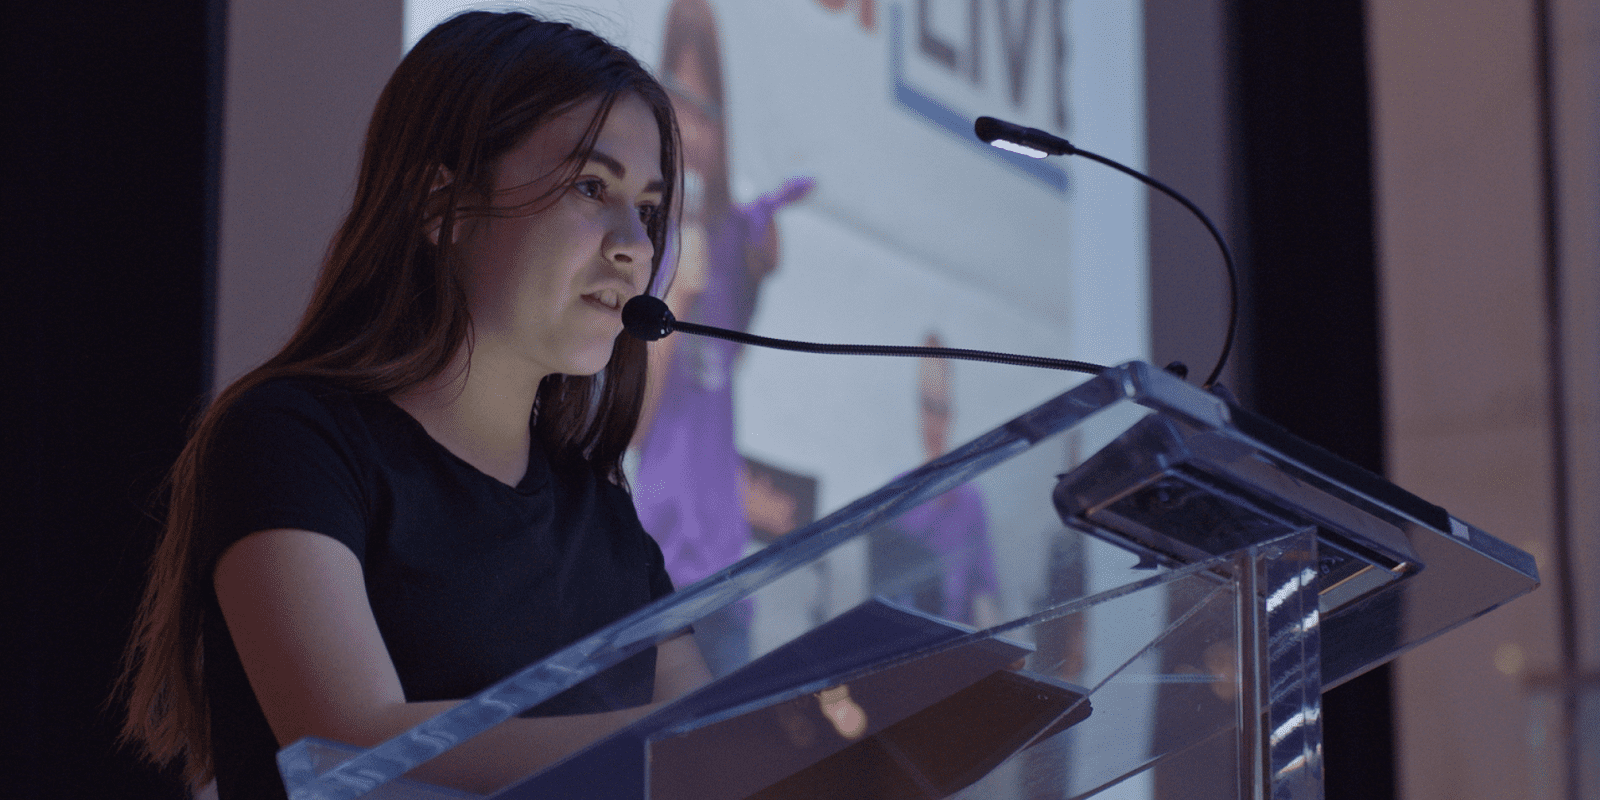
[586,150,665,193]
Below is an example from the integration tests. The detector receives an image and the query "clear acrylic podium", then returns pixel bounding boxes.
[277,362,1539,800]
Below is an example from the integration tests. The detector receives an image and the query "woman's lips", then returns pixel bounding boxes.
[581,289,624,313]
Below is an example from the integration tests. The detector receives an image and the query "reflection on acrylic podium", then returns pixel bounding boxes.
[277,362,1539,800]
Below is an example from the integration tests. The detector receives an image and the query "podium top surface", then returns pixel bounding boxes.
[1059,362,1538,686]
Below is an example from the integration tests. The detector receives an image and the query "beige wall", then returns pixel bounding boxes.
[216,0,401,387]
[1368,0,1599,797]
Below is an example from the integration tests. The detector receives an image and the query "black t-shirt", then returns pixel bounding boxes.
[194,378,673,799]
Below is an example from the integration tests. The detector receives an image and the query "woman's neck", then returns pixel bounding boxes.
[390,350,544,487]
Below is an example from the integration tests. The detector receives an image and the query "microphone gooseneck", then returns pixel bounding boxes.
[974,115,1238,391]
[621,296,1107,376]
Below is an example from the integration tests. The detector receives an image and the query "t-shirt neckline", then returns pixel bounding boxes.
[377,395,551,496]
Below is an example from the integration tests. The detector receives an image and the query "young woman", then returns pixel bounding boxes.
[120,12,709,799]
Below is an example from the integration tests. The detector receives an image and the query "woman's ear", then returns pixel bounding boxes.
[424,165,457,246]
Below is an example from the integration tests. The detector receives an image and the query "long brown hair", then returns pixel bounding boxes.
[119,12,680,787]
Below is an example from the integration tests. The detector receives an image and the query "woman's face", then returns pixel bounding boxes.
[455,93,664,382]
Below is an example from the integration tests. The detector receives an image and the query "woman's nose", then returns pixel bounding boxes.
[604,207,654,274]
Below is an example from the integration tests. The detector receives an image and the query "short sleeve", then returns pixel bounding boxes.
[194,380,372,575]
[600,476,677,600]
[645,525,676,600]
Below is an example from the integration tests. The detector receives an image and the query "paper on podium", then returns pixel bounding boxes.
[493,598,1090,799]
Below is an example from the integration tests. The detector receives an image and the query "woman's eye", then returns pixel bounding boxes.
[637,204,659,226]
[574,178,604,199]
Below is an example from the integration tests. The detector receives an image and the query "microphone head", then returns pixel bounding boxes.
[622,294,675,341]
[973,116,1008,144]
[973,115,1074,157]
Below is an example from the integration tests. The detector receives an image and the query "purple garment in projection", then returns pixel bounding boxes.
[633,203,767,589]
[893,482,1000,625]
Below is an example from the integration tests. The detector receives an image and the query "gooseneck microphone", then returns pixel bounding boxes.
[621,294,677,342]
[973,117,1077,158]
[622,295,1108,376]
[975,115,1238,391]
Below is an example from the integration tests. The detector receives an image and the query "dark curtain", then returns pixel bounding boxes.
[1233,2,1397,800]
[3,3,219,798]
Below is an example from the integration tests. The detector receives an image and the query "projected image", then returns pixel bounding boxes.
[406,0,1146,631]
[630,0,817,673]
[869,334,1000,628]
[742,456,819,545]
[405,0,1147,640]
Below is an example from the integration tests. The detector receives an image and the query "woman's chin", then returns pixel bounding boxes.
[559,343,620,378]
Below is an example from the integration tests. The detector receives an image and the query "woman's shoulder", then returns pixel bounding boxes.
[196,376,389,570]
[231,375,358,411]
[211,375,403,462]
[224,376,394,427]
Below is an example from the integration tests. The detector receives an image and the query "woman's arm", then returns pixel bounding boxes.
[741,176,815,281]
[215,528,708,795]
[653,629,714,702]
